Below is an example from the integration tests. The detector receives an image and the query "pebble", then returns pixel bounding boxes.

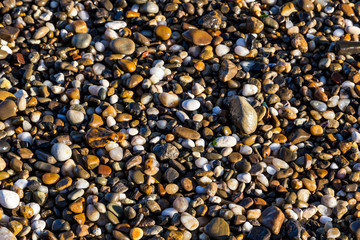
[0,100,17,120]
[204,218,230,240]
[230,96,258,134]
[0,227,16,240]
[0,190,20,209]
[180,212,199,231]
[110,38,136,55]
[182,99,200,111]
[159,92,179,107]
[182,30,213,46]
[72,33,92,49]
[213,136,237,148]
[51,143,72,161]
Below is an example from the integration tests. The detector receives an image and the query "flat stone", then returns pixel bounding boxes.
[204,218,230,240]
[72,33,92,49]
[0,26,20,42]
[85,128,119,148]
[182,29,213,46]
[289,128,311,144]
[230,96,258,135]
[174,127,200,140]
[110,38,135,55]
[33,26,50,39]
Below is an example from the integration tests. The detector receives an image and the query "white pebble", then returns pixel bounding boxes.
[0,190,20,209]
[234,46,250,56]
[51,143,72,161]
[182,99,200,111]
[215,44,230,57]
[213,136,237,148]
[242,84,258,96]
[109,147,124,161]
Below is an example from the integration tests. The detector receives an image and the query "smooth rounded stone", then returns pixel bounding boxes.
[321,195,337,208]
[132,170,145,184]
[51,143,72,161]
[242,84,258,96]
[310,100,327,112]
[42,173,60,185]
[105,21,127,30]
[52,219,70,231]
[182,99,200,111]
[204,217,230,240]
[33,26,50,39]
[346,26,360,35]
[213,136,237,148]
[259,206,285,234]
[0,190,20,209]
[109,147,123,161]
[230,96,258,135]
[297,189,310,202]
[155,25,172,40]
[180,212,199,231]
[327,228,340,239]
[350,221,360,239]
[87,204,100,222]
[0,140,10,153]
[173,197,189,212]
[0,100,17,120]
[174,127,200,140]
[110,38,135,55]
[271,158,289,169]
[28,202,40,215]
[0,49,8,59]
[72,33,92,49]
[215,44,230,57]
[298,0,314,11]
[159,92,179,108]
[66,110,84,124]
[237,173,251,183]
[182,29,213,46]
[235,46,250,57]
[139,1,159,13]
[0,226,16,240]
[280,2,297,16]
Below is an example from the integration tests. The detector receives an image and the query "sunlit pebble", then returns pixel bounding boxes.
[78,10,90,20]
[215,44,230,57]
[105,142,119,152]
[95,42,105,52]
[345,19,353,27]
[234,46,249,56]
[333,29,344,37]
